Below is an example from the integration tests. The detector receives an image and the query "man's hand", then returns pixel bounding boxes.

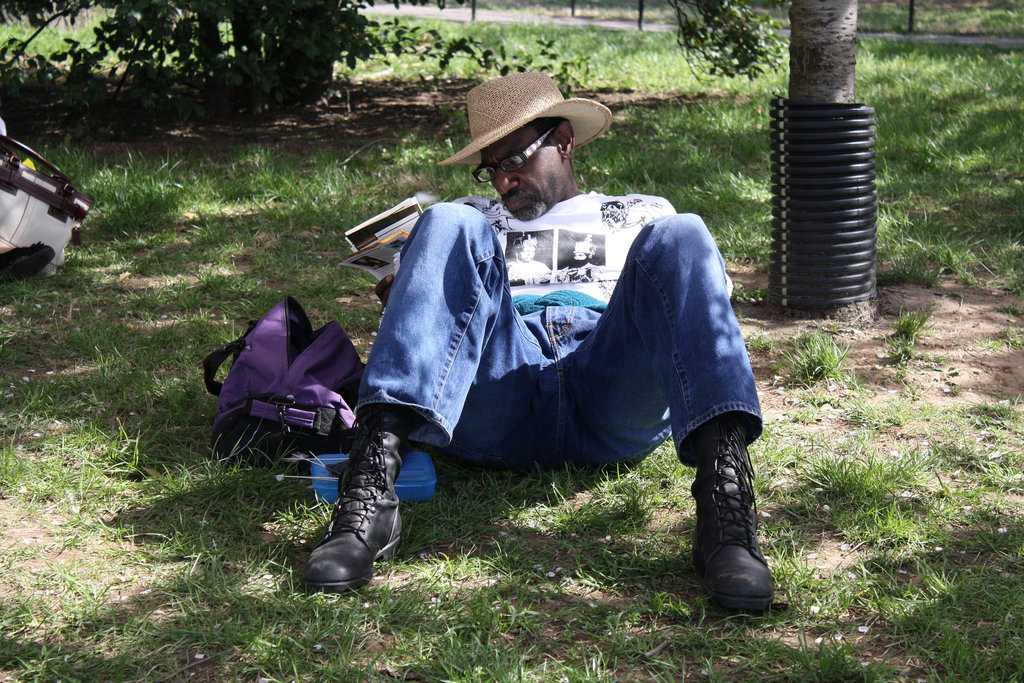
[375,274,394,307]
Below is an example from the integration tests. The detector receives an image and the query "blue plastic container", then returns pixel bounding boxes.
[310,450,436,503]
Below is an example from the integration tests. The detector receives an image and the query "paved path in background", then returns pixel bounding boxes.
[363,4,1024,48]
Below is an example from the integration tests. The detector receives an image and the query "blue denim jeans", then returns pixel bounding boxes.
[357,202,761,469]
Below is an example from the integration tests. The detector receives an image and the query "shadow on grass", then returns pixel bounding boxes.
[761,464,1024,679]
[73,456,757,678]
[10,430,1022,679]
[5,49,1023,676]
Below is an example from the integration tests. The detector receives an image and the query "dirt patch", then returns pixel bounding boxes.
[5,78,743,159]
[4,78,472,157]
[732,270,1024,421]
[0,496,157,611]
[0,498,91,578]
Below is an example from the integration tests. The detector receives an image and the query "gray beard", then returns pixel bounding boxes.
[505,189,550,221]
[511,201,549,222]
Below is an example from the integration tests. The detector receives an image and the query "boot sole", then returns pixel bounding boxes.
[707,587,773,612]
[303,572,373,594]
[301,535,401,594]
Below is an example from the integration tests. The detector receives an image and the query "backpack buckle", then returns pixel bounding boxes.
[271,394,296,433]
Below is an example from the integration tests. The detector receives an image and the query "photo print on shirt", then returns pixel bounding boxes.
[553,230,607,284]
[462,198,514,234]
[506,230,554,286]
[600,197,655,233]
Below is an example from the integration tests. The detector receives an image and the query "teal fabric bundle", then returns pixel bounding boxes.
[512,290,608,316]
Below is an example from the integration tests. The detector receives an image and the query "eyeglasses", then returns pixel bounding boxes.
[473,127,555,183]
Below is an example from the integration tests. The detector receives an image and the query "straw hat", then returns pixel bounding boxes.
[439,72,612,166]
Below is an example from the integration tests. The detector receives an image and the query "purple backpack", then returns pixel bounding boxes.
[203,296,363,464]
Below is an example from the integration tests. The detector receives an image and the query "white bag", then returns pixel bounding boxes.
[0,135,92,274]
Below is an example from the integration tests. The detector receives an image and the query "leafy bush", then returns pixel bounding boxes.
[4,0,579,116]
[2,0,379,116]
[2,0,788,118]
[666,0,787,78]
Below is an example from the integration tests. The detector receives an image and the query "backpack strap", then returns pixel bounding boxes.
[202,320,256,396]
[249,399,342,436]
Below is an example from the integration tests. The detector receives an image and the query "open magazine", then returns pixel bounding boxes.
[340,197,422,280]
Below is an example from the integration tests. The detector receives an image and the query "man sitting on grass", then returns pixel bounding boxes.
[301,71,774,611]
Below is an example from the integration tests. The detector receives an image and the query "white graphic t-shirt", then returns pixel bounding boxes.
[455,192,676,302]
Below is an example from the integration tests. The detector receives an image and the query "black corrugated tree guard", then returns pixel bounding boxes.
[770,0,878,311]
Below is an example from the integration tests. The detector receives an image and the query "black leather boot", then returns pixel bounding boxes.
[302,405,415,593]
[689,413,774,611]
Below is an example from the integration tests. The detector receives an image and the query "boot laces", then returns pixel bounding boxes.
[711,425,761,552]
[323,413,390,539]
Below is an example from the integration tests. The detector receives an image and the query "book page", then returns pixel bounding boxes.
[345,197,421,250]
[340,230,409,280]
[340,197,422,279]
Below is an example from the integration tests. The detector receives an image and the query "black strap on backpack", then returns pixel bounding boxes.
[202,320,256,396]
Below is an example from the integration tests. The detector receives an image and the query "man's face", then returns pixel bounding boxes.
[481,123,575,221]
[520,241,537,261]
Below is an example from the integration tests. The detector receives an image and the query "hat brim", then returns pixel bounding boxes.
[438,98,612,166]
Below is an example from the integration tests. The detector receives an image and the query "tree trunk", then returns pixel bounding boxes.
[231,10,265,114]
[788,0,859,104]
[198,12,230,118]
[772,0,876,316]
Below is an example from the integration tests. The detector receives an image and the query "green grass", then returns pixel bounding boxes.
[784,331,853,387]
[0,13,98,56]
[2,15,1024,683]
[856,0,1024,37]
[887,306,934,365]
[470,0,1024,38]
